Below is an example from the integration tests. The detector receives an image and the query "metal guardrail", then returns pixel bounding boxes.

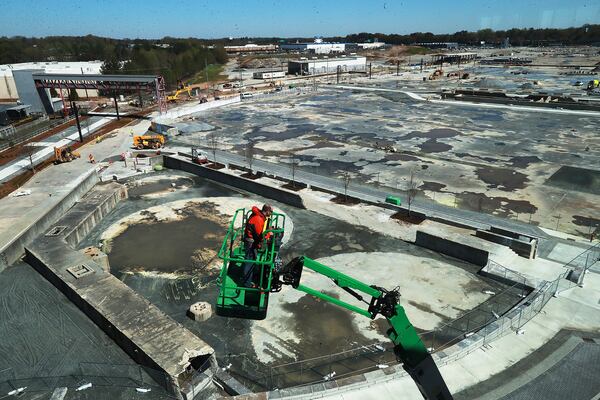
[0,116,75,152]
[233,243,600,395]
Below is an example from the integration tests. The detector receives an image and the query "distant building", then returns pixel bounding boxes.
[224,44,278,53]
[252,70,286,79]
[416,42,459,49]
[357,39,386,50]
[287,56,366,75]
[0,104,30,126]
[281,38,357,55]
[0,61,103,102]
[479,57,532,65]
[431,52,478,65]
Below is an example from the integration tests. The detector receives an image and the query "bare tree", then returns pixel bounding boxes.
[288,154,299,188]
[407,169,419,216]
[343,171,351,202]
[22,143,37,173]
[208,131,218,165]
[245,141,255,174]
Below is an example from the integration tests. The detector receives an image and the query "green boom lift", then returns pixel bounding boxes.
[215,208,453,400]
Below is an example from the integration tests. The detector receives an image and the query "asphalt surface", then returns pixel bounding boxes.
[181,146,549,240]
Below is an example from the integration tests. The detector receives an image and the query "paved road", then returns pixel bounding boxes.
[0,116,112,183]
[175,145,548,239]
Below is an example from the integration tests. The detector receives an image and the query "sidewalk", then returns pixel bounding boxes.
[0,120,146,269]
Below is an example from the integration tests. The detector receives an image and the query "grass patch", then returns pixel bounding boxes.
[404,46,430,56]
[191,64,227,84]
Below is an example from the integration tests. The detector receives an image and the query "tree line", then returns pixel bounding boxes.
[213,24,600,47]
[0,35,227,87]
[335,24,600,46]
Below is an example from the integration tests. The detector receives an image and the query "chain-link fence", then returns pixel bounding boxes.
[0,116,73,152]
[233,244,600,395]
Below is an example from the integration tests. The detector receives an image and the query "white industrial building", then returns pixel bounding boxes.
[0,61,103,101]
[224,44,278,53]
[281,38,356,55]
[357,40,386,50]
[252,70,286,79]
[288,56,367,75]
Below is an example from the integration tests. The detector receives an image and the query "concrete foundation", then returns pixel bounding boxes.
[163,155,305,209]
[187,302,212,322]
[23,182,214,397]
[0,169,98,272]
[415,230,489,266]
[476,229,537,259]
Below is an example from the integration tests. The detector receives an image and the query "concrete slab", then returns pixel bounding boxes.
[23,182,214,393]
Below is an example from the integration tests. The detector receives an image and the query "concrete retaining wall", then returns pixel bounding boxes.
[24,182,213,399]
[164,156,305,209]
[476,230,536,259]
[0,169,98,272]
[63,184,128,247]
[415,231,489,266]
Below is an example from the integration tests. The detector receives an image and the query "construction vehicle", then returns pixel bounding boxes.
[132,133,165,150]
[428,69,444,80]
[53,146,80,164]
[167,81,193,102]
[215,209,453,400]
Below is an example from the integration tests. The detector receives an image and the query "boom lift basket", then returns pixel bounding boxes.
[215,208,285,320]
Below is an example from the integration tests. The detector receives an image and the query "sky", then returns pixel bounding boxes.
[1,0,599,39]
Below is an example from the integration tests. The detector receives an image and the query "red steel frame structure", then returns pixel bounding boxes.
[32,73,168,115]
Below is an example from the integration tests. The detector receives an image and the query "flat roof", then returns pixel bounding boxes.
[290,56,366,64]
[32,73,159,83]
[437,52,478,57]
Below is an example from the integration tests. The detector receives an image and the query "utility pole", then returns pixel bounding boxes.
[336,65,341,84]
[396,60,400,76]
[113,91,120,120]
[369,63,372,79]
[205,58,209,93]
[71,101,83,143]
[80,67,89,99]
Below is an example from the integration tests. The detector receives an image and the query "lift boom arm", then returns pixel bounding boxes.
[277,256,453,400]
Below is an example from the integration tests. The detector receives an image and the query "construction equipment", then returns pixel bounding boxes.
[167,81,192,102]
[215,209,453,399]
[428,69,444,80]
[587,79,599,91]
[53,146,80,164]
[132,133,165,150]
[216,208,285,319]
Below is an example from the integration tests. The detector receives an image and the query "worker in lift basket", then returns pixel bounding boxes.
[242,204,273,287]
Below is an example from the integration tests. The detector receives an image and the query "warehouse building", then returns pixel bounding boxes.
[281,38,357,55]
[0,61,103,101]
[357,39,386,50]
[431,52,477,64]
[224,44,278,53]
[252,70,286,79]
[288,56,366,75]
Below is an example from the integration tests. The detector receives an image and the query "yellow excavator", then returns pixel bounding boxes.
[132,133,165,150]
[53,145,81,164]
[167,81,192,102]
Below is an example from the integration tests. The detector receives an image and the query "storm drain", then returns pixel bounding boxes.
[66,264,95,279]
[46,226,68,236]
